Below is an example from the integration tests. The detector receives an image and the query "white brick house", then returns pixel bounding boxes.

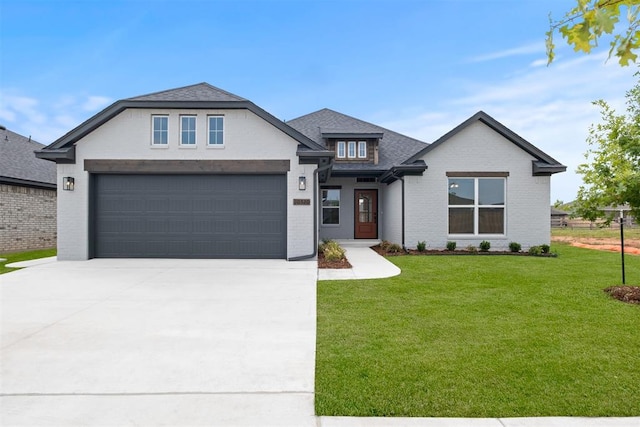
[37,83,565,260]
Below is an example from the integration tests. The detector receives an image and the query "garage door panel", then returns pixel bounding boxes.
[93,174,286,259]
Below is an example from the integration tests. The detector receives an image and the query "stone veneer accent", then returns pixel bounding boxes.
[0,184,57,252]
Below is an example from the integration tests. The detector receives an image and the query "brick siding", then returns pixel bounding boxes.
[0,184,57,252]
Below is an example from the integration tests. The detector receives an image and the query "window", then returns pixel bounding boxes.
[321,188,340,225]
[180,116,196,145]
[448,177,505,235]
[208,116,224,146]
[347,141,356,158]
[336,141,346,158]
[357,141,367,159]
[152,115,168,145]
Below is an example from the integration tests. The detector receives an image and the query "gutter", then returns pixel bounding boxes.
[288,159,334,261]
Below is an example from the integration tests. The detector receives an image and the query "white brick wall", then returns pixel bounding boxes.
[380,180,402,245]
[56,108,314,260]
[405,121,551,251]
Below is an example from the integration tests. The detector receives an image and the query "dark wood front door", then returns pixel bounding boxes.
[354,189,378,239]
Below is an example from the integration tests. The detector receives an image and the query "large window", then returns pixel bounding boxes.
[322,188,340,225]
[180,115,196,145]
[152,115,168,145]
[448,177,505,235]
[208,116,224,146]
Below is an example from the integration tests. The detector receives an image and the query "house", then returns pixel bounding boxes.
[36,83,566,260]
[1,126,57,252]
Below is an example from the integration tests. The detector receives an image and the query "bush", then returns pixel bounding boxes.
[540,244,551,254]
[509,242,522,253]
[466,244,478,254]
[320,240,346,261]
[446,241,457,251]
[387,243,404,254]
[528,245,542,256]
[379,240,392,251]
[417,241,426,252]
[479,240,491,252]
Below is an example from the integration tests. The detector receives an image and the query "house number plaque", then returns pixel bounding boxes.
[293,199,311,206]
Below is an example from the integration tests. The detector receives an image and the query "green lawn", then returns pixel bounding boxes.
[316,243,640,417]
[552,226,640,240]
[0,248,56,274]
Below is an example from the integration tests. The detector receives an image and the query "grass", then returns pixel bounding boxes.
[0,248,56,274]
[316,243,640,417]
[552,226,640,240]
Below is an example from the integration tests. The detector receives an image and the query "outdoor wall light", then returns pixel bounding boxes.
[298,176,307,191]
[63,177,75,191]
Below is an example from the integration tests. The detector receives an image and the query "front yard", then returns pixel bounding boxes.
[0,248,56,274]
[316,243,640,417]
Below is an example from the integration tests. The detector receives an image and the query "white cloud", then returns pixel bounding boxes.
[467,42,544,63]
[376,53,636,203]
[82,95,111,112]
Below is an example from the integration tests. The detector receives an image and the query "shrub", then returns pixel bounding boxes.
[416,241,426,252]
[528,245,542,256]
[509,242,522,253]
[320,240,346,261]
[540,244,551,254]
[379,240,392,251]
[446,241,457,251]
[387,243,404,254]
[479,240,491,252]
[466,244,478,254]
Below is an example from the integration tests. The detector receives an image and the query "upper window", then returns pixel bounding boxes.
[152,115,168,145]
[448,177,505,235]
[357,141,367,159]
[208,116,224,146]
[347,141,356,158]
[337,141,346,158]
[180,116,196,146]
[321,188,340,225]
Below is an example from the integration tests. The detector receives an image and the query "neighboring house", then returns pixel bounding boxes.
[36,83,566,260]
[550,207,569,228]
[1,126,57,252]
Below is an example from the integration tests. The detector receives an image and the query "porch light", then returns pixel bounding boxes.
[63,177,75,191]
[298,176,306,191]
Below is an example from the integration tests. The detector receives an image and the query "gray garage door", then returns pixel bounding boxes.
[92,174,287,259]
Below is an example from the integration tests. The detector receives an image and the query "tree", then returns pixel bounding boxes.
[546,0,640,66]
[574,75,640,223]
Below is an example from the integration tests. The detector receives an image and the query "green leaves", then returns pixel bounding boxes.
[547,0,640,66]
[575,74,640,223]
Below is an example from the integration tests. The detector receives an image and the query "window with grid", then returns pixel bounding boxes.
[208,116,224,146]
[448,177,505,235]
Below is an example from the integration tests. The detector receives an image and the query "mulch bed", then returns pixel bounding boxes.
[317,252,352,269]
[372,245,555,257]
[604,286,640,304]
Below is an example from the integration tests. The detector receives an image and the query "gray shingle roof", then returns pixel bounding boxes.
[0,126,56,187]
[286,108,427,171]
[127,82,247,102]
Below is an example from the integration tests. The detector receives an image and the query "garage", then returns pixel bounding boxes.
[91,174,287,259]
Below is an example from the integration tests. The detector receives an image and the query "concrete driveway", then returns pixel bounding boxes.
[1,259,318,426]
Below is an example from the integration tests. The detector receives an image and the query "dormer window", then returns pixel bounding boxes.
[337,141,346,158]
[358,141,367,158]
[347,141,356,158]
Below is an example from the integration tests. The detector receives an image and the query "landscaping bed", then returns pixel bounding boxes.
[605,285,640,304]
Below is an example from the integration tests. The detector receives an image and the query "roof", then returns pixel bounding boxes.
[0,126,56,188]
[405,111,566,175]
[127,82,247,102]
[286,108,428,171]
[37,83,329,162]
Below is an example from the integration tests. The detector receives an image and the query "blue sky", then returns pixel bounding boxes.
[1,0,637,202]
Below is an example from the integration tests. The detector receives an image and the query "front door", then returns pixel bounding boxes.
[354,189,378,239]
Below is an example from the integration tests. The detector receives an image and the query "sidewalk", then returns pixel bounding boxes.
[318,241,400,280]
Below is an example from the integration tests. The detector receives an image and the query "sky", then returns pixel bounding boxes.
[1,0,637,203]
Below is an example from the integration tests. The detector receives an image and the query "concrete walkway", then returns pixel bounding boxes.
[318,241,400,280]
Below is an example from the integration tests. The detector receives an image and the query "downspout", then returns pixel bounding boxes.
[392,170,406,251]
[288,159,334,261]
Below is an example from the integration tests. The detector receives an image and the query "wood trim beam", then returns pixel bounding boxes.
[84,159,291,174]
[446,171,509,177]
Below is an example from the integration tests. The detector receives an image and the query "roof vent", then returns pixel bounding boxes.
[0,125,6,130]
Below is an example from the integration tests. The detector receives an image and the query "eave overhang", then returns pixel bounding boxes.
[379,161,428,184]
[0,175,56,190]
[34,146,76,163]
[532,160,567,176]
